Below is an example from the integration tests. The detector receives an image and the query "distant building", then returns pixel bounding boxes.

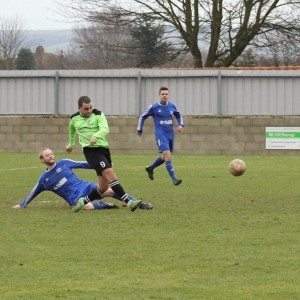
[35,46,66,70]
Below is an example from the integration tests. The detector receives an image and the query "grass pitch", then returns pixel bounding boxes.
[0,153,300,299]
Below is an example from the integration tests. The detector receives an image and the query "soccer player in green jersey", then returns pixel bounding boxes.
[66,96,143,212]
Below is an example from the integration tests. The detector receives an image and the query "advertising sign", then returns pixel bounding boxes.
[266,127,300,149]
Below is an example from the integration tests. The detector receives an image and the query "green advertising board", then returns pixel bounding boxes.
[266,127,300,149]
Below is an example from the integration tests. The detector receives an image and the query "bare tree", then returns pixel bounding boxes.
[0,17,26,69]
[232,48,257,67]
[255,30,300,67]
[57,0,300,68]
[71,21,134,69]
[66,10,178,68]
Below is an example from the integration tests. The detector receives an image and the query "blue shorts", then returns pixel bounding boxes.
[156,137,174,153]
[71,182,97,206]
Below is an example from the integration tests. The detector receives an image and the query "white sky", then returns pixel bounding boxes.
[0,0,74,30]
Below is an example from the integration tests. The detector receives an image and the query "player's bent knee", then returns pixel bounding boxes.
[84,203,94,210]
[102,168,117,181]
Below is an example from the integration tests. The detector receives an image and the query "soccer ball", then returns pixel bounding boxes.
[228,159,246,176]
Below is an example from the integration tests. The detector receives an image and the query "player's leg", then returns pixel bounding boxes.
[85,181,106,202]
[73,147,142,212]
[145,156,164,180]
[102,168,142,211]
[71,183,119,211]
[163,140,182,185]
[72,148,111,212]
[73,176,108,211]
[111,190,154,210]
[145,138,166,180]
[73,181,152,210]
[84,201,119,210]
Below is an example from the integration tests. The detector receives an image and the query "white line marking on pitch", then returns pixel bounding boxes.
[0,166,42,172]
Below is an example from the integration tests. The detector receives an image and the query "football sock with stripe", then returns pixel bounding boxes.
[83,186,103,204]
[109,180,129,203]
[113,193,134,202]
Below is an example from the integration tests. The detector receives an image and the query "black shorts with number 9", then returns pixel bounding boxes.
[83,147,112,176]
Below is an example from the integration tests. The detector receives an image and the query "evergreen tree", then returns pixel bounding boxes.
[129,21,174,67]
[16,48,35,70]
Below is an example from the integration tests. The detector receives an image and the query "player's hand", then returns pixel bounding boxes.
[137,130,143,136]
[12,205,21,209]
[90,138,97,145]
[177,126,184,133]
[66,144,73,154]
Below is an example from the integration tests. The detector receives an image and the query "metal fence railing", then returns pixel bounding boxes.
[1,69,300,116]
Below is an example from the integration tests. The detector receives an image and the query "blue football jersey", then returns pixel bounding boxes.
[137,101,184,139]
[18,159,96,207]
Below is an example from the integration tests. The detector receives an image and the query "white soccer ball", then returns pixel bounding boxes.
[228,159,246,176]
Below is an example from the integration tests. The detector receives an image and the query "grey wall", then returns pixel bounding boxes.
[1,115,300,155]
[1,69,300,116]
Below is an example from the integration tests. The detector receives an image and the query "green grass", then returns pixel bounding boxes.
[0,153,300,299]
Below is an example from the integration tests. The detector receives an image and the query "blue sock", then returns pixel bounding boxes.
[149,157,164,171]
[91,201,107,210]
[165,161,176,181]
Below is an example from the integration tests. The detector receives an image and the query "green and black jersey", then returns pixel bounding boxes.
[68,109,109,149]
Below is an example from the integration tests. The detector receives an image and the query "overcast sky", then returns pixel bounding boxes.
[0,0,74,30]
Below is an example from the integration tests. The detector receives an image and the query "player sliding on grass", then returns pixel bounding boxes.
[66,96,143,212]
[12,148,153,210]
[137,86,184,185]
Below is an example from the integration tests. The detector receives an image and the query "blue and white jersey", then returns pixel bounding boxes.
[137,101,184,139]
[18,159,96,207]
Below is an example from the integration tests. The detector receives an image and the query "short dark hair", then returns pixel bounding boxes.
[78,96,91,108]
[159,86,168,93]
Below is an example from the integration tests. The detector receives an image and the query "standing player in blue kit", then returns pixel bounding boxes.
[137,86,184,185]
